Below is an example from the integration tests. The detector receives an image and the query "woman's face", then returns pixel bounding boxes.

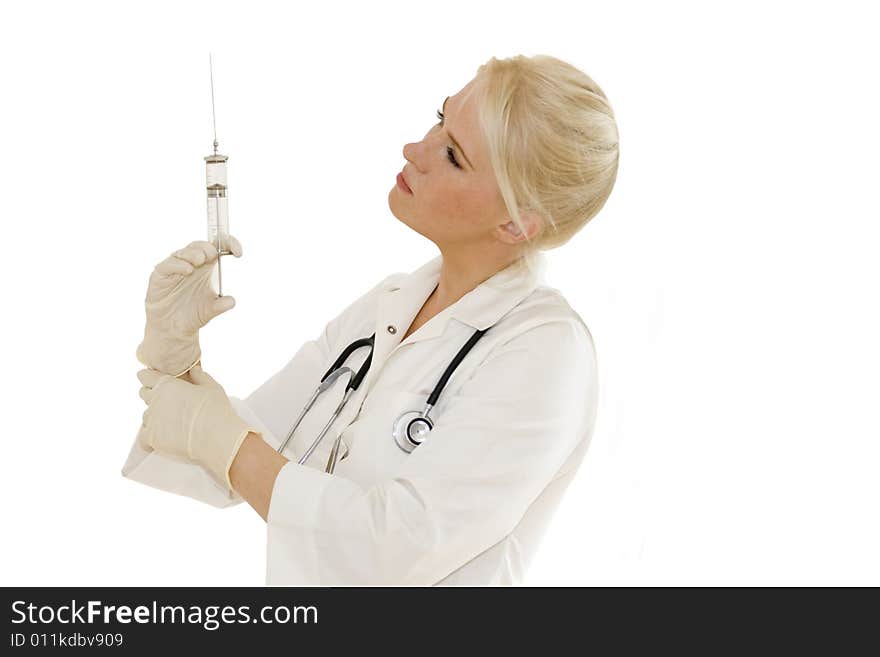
[389,76,518,250]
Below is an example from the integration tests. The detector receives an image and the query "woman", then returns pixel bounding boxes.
[123,54,619,585]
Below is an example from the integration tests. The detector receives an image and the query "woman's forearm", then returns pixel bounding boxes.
[229,433,288,521]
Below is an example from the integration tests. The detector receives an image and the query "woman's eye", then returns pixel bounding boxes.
[435,110,462,169]
[446,146,461,168]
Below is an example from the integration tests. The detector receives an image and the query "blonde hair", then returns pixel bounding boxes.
[471,54,620,271]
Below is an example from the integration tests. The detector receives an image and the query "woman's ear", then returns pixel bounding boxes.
[504,221,523,237]
[499,212,542,242]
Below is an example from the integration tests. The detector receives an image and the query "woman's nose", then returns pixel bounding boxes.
[402,141,418,164]
[403,135,430,167]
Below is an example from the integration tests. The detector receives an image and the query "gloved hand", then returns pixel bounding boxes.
[136,236,243,377]
[137,363,256,490]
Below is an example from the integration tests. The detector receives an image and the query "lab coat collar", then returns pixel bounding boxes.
[380,251,548,345]
[363,251,547,393]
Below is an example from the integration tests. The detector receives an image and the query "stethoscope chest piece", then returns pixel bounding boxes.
[392,408,434,453]
[389,327,489,454]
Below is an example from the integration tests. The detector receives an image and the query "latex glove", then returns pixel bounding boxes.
[137,363,256,490]
[136,236,243,377]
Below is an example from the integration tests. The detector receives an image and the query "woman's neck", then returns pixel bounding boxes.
[431,248,522,312]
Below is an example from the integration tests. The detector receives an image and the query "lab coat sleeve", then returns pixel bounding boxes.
[264,318,598,585]
[121,273,400,507]
[119,434,243,508]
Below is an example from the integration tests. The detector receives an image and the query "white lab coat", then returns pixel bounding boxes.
[122,252,598,585]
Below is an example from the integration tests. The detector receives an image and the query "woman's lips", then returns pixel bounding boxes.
[397,171,413,194]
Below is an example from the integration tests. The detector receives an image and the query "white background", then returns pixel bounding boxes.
[1,1,877,586]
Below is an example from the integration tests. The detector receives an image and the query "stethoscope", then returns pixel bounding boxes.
[277,328,489,474]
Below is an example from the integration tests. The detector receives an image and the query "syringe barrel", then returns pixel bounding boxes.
[205,153,229,294]
[205,154,228,187]
[205,153,230,248]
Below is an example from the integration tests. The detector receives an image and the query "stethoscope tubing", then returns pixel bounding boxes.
[277,328,488,472]
[299,387,353,466]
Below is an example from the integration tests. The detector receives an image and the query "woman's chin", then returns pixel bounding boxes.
[388,190,411,220]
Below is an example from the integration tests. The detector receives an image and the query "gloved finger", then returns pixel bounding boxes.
[190,241,226,263]
[172,244,213,268]
[204,295,236,322]
[155,256,194,277]
[195,236,242,259]
[141,408,149,428]
[139,385,152,404]
[137,368,163,388]
[223,234,243,258]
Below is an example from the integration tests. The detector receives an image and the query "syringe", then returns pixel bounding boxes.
[205,54,230,296]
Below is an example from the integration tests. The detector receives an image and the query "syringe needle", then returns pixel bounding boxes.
[209,53,218,154]
[206,53,227,296]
